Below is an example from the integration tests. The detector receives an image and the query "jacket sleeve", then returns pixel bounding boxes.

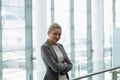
[58,44,73,74]
[61,58,72,74]
[41,45,66,73]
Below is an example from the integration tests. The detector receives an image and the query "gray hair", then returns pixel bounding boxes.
[48,23,62,32]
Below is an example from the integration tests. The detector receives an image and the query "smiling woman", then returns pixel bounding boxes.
[0,0,118,80]
[41,23,72,80]
[47,23,62,45]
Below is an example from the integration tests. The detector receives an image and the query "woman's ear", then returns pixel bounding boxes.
[48,31,50,35]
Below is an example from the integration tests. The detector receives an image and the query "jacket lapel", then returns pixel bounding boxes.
[46,41,58,62]
[57,44,66,60]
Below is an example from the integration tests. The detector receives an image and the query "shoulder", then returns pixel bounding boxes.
[57,43,64,49]
[41,41,50,49]
[57,43,63,46]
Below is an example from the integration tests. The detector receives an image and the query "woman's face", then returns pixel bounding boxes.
[48,28,61,45]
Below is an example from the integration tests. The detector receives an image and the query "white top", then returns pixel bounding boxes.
[52,45,68,80]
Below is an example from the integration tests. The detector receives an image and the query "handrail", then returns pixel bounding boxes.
[71,66,120,80]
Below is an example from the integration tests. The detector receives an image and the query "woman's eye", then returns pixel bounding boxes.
[59,34,61,36]
[53,33,61,36]
[54,33,57,35]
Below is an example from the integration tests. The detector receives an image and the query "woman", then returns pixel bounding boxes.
[41,23,72,80]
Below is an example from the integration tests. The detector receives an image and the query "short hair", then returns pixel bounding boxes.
[48,23,62,32]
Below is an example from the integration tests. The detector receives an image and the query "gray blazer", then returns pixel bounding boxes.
[41,40,72,80]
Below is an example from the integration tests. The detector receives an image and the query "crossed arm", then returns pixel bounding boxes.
[41,45,72,74]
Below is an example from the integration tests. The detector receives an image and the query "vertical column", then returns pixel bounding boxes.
[25,0,33,80]
[70,0,75,78]
[33,0,47,80]
[112,0,116,29]
[92,0,105,80]
[112,0,120,68]
[51,0,54,23]
[112,71,117,80]
[86,0,93,80]
[0,0,2,80]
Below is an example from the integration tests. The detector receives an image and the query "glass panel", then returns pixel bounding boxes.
[2,29,25,80]
[2,0,25,80]
[33,51,37,80]
[2,29,25,50]
[1,7,25,29]
[2,0,25,29]
[74,0,87,77]
[3,51,25,80]
[104,0,112,69]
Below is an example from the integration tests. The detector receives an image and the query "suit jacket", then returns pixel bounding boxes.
[41,40,72,80]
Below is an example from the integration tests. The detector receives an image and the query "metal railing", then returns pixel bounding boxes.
[72,66,120,80]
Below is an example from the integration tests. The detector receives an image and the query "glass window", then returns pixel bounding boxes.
[2,0,26,80]
[74,0,87,77]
